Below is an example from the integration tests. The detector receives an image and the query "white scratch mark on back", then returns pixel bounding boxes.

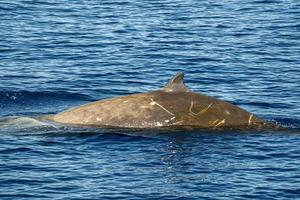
[215,119,226,127]
[248,114,253,125]
[189,101,213,116]
[150,98,174,116]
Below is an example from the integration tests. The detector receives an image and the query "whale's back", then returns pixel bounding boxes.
[52,90,264,128]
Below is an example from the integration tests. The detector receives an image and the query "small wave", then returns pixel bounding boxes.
[232,100,294,109]
[0,90,92,104]
[271,117,300,130]
[253,0,282,4]
[0,147,32,154]
[0,116,60,134]
[0,90,94,117]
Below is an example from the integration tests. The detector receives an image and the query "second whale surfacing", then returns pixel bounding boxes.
[47,73,272,129]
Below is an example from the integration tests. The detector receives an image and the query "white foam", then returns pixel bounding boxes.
[0,116,56,130]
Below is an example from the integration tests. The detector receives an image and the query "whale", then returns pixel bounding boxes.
[46,73,271,129]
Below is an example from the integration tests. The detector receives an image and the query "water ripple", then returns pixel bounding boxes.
[0,0,300,199]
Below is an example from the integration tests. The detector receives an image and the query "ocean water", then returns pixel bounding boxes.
[0,0,300,199]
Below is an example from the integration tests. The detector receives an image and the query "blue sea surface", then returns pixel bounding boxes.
[0,0,300,199]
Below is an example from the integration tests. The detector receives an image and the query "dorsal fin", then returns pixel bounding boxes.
[162,72,190,92]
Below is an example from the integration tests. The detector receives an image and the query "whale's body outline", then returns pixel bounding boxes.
[48,73,271,129]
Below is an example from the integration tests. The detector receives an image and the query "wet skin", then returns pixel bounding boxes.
[48,73,267,129]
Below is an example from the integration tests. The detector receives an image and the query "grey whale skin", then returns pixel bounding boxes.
[48,73,269,129]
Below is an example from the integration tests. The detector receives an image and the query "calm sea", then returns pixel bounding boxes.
[0,0,300,199]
